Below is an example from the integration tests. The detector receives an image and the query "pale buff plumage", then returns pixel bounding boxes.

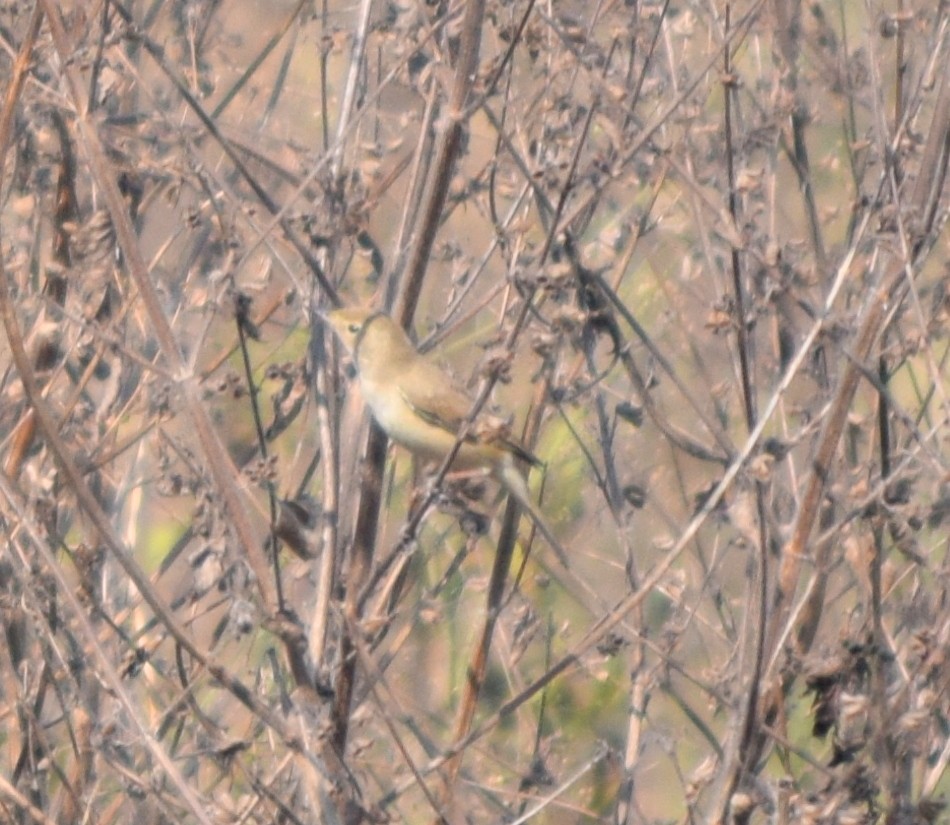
[326,308,568,566]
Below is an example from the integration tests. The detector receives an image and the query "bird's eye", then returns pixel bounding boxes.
[348,323,361,333]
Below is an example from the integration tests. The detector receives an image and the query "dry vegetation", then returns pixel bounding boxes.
[2,0,950,823]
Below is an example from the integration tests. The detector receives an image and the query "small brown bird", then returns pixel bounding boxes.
[326,308,568,565]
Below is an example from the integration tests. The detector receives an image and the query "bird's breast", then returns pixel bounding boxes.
[358,375,501,471]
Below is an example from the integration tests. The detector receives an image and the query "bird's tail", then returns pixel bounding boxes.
[498,462,571,569]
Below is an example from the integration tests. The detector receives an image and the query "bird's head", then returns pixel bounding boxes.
[324,308,416,377]
[324,307,376,355]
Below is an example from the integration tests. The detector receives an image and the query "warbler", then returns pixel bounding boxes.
[325,308,568,565]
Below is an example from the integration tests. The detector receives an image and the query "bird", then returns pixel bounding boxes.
[324,307,569,566]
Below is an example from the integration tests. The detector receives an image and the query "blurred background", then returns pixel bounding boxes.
[1,1,950,822]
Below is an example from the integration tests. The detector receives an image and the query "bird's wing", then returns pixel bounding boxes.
[398,357,474,432]
[399,357,541,466]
